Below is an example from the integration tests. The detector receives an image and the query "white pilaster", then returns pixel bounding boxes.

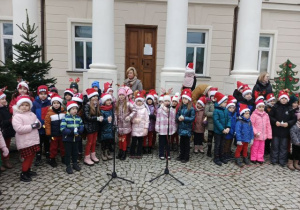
[160,0,188,93]
[83,0,117,93]
[224,0,263,94]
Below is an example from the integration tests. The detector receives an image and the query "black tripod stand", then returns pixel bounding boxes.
[149,105,184,186]
[99,125,134,193]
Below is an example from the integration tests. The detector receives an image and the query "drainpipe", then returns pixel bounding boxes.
[230,4,239,72]
[41,0,45,61]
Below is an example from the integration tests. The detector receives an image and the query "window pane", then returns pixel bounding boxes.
[75,26,92,38]
[187,32,205,44]
[75,42,84,69]
[186,47,194,66]
[4,39,13,63]
[260,51,269,72]
[3,23,13,35]
[196,47,205,74]
[259,37,270,48]
[86,42,92,69]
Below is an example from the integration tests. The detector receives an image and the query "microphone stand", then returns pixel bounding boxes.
[99,101,134,193]
[149,105,184,185]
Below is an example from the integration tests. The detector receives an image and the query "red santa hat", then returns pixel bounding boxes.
[64,88,74,97]
[278,90,290,102]
[256,99,265,108]
[66,101,78,111]
[181,89,192,101]
[101,93,112,104]
[72,93,83,103]
[255,95,264,103]
[163,94,171,102]
[135,90,146,102]
[242,86,252,97]
[149,89,158,99]
[0,87,7,100]
[16,95,33,108]
[103,82,113,93]
[37,85,48,95]
[227,95,237,103]
[17,81,29,90]
[197,96,207,107]
[208,87,218,99]
[226,100,236,109]
[146,93,155,101]
[266,93,275,102]
[214,92,228,105]
[237,81,244,91]
[86,88,99,99]
[51,93,63,104]
[239,103,250,116]
[172,92,180,103]
[186,62,194,73]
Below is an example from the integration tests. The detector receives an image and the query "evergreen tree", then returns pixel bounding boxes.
[272,59,299,97]
[1,10,56,94]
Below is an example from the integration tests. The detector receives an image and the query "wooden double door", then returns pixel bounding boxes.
[125,25,157,91]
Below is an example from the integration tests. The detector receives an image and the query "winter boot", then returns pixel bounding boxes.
[243,157,250,165]
[194,145,199,154]
[45,152,50,164]
[90,152,100,163]
[20,172,31,182]
[287,159,295,170]
[72,163,81,171]
[207,145,212,157]
[220,157,228,164]
[34,154,42,166]
[121,151,127,160]
[293,160,300,171]
[199,145,204,154]
[84,155,94,166]
[66,165,73,174]
[213,156,222,166]
[49,158,58,168]
[235,158,244,168]
[3,159,13,169]
[28,168,37,177]
[106,150,113,160]
[101,151,108,161]
[116,150,122,159]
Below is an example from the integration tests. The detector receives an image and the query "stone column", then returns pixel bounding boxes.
[160,0,189,93]
[83,0,117,92]
[224,0,263,94]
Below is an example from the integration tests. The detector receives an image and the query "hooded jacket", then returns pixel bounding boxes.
[176,104,195,137]
[131,104,149,137]
[155,105,177,135]
[235,115,254,143]
[250,109,272,141]
[31,97,51,135]
[44,106,66,137]
[213,104,231,135]
[114,101,136,135]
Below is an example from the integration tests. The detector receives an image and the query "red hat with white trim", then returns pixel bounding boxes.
[197,96,207,107]
[226,100,236,109]
[101,93,112,104]
[17,81,29,90]
[239,103,250,115]
[135,91,146,102]
[146,93,155,101]
[237,81,244,91]
[242,86,252,97]
[256,99,265,108]
[0,87,7,100]
[51,93,63,104]
[149,89,158,99]
[208,87,218,99]
[172,92,180,103]
[72,93,83,103]
[37,85,48,95]
[16,95,33,108]
[278,90,290,102]
[86,88,99,99]
[64,88,74,97]
[103,82,113,93]
[181,88,192,101]
[255,95,264,103]
[266,93,275,102]
[186,63,194,73]
[66,101,78,111]
[214,92,228,105]
[227,95,237,103]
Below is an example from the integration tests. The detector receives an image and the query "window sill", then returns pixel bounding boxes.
[66,70,87,74]
[196,76,211,80]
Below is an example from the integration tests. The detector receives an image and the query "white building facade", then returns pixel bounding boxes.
[0,0,300,94]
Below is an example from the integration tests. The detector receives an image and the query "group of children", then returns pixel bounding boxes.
[1,75,300,187]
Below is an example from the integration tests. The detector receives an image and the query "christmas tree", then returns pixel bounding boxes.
[272,59,299,98]
[1,10,56,94]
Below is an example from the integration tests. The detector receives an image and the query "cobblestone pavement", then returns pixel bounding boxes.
[1,142,300,210]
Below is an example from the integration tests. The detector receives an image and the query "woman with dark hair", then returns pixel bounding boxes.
[124,67,143,92]
[252,72,273,99]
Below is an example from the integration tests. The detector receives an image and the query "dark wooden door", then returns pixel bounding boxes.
[125,25,157,91]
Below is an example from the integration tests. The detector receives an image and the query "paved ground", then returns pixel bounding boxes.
[1,141,300,210]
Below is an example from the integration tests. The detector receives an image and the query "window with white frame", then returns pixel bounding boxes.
[258,35,273,73]
[0,22,13,64]
[73,24,92,70]
[186,30,208,75]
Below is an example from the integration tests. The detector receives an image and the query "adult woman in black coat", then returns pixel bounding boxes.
[252,72,273,99]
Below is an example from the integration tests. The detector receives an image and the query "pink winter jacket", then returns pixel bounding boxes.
[114,100,137,135]
[131,104,149,137]
[12,106,41,150]
[155,105,177,135]
[250,109,272,141]
[193,108,206,133]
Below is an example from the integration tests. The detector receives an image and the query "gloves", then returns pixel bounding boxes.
[250,139,254,145]
[143,128,148,136]
[2,147,9,157]
[237,141,243,146]
[97,116,104,122]
[31,122,40,129]
[74,127,78,133]
[125,116,131,122]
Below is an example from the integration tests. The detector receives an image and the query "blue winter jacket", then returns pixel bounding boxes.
[213,103,231,135]
[225,111,237,140]
[235,116,254,143]
[176,104,195,137]
[60,113,84,142]
[100,109,114,141]
[31,97,51,135]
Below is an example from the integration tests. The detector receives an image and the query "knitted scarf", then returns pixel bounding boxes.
[100,104,113,111]
[125,76,138,88]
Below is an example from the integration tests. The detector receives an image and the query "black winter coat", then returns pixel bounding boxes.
[83,104,101,134]
[252,80,273,99]
[233,89,244,102]
[0,106,15,139]
[269,102,297,138]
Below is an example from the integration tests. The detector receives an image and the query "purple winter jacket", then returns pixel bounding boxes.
[114,100,137,135]
[147,104,156,132]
